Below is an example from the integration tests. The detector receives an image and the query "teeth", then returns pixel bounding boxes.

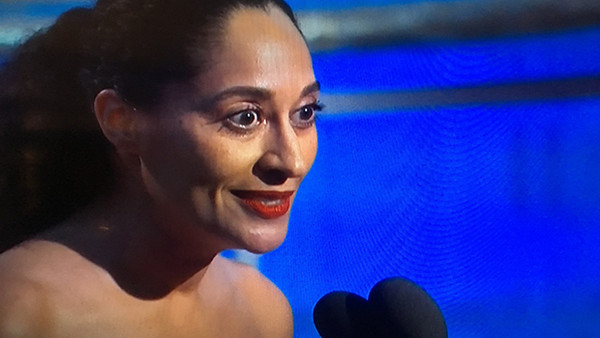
[259,199,284,206]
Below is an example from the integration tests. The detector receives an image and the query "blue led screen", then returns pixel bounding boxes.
[260,27,600,337]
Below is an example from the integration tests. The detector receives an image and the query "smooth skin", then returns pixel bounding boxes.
[0,5,318,337]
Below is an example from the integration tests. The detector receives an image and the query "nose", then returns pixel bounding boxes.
[253,123,307,185]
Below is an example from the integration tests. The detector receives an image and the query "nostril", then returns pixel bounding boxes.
[253,167,288,185]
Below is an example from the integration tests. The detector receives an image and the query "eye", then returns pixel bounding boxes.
[226,109,262,131]
[291,102,323,128]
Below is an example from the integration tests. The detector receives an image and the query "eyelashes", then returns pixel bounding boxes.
[223,101,324,135]
[290,101,324,128]
[226,108,263,131]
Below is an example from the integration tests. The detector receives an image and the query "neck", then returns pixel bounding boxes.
[43,180,226,300]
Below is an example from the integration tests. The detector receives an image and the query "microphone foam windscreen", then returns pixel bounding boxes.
[368,277,447,338]
[313,291,373,338]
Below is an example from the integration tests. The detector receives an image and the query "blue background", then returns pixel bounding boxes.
[2,1,600,337]
[260,26,600,337]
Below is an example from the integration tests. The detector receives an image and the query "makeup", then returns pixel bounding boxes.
[231,190,294,219]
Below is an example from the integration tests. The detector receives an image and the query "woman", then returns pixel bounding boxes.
[0,0,320,336]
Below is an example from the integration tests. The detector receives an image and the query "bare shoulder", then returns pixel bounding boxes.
[0,240,105,286]
[0,240,72,292]
[0,275,52,336]
[212,255,294,337]
[0,241,59,335]
[0,240,112,336]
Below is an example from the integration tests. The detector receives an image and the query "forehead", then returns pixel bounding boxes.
[193,5,315,97]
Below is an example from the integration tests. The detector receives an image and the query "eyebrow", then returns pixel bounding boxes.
[194,81,320,111]
[300,81,321,97]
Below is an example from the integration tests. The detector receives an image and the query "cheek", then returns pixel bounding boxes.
[137,116,217,189]
[198,138,263,184]
[302,128,318,171]
[176,118,265,184]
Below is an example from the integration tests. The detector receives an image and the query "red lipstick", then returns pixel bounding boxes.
[231,190,294,219]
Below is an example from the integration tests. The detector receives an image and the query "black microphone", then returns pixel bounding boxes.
[312,291,373,338]
[313,277,447,338]
[368,277,447,338]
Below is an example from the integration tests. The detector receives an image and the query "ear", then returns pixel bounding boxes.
[94,89,139,153]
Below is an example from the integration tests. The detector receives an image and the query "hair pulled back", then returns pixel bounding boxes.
[0,0,300,251]
[87,0,299,108]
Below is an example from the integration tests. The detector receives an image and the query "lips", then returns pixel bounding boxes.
[231,190,294,219]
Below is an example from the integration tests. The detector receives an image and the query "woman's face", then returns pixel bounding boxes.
[135,6,318,254]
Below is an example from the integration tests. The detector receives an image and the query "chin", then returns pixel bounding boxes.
[241,221,289,254]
